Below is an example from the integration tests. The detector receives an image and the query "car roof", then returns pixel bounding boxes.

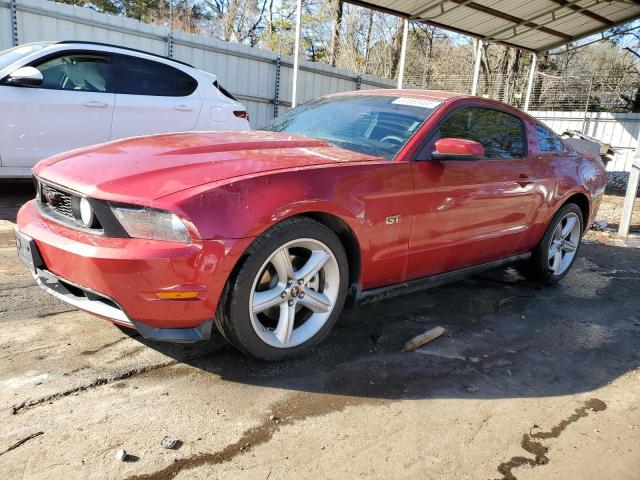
[333,89,468,101]
[329,89,536,117]
[55,41,195,69]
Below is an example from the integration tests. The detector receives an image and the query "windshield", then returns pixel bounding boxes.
[260,95,441,160]
[0,42,51,72]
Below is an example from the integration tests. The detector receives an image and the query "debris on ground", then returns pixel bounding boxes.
[161,436,179,449]
[115,449,127,461]
[0,432,44,457]
[401,326,446,352]
[591,220,610,231]
[561,130,615,167]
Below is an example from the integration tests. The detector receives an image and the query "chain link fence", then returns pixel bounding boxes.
[403,68,640,113]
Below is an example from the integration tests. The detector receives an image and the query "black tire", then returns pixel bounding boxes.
[214,216,349,360]
[518,202,583,284]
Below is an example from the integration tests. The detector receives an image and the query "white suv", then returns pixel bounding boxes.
[0,41,250,178]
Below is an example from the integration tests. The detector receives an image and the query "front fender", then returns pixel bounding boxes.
[152,167,367,241]
[152,162,415,290]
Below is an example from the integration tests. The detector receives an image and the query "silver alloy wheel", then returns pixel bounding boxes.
[548,212,581,275]
[249,238,340,349]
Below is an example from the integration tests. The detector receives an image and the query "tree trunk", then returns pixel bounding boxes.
[479,44,491,96]
[531,52,549,110]
[363,10,374,73]
[224,0,238,42]
[496,48,510,100]
[329,0,343,67]
[390,17,404,80]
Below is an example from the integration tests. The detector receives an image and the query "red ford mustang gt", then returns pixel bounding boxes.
[15,90,606,359]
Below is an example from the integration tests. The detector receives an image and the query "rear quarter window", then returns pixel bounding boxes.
[536,124,565,152]
[116,55,197,97]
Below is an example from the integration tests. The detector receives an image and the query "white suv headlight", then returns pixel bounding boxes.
[111,206,192,243]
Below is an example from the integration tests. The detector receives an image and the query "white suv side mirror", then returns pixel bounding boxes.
[6,66,43,87]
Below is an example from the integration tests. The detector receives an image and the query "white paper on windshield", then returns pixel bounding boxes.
[392,97,442,109]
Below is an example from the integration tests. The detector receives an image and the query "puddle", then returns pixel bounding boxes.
[126,391,377,480]
[497,398,607,480]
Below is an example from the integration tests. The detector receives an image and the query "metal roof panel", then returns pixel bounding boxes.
[347,0,640,52]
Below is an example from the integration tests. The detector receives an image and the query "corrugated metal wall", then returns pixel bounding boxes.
[0,0,13,51]
[0,0,394,128]
[532,111,640,172]
[0,0,638,172]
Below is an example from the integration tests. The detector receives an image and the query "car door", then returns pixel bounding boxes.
[110,55,202,139]
[0,51,115,168]
[408,105,541,279]
[513,123,577,253]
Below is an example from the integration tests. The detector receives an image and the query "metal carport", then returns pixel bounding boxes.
[288,0,640,239]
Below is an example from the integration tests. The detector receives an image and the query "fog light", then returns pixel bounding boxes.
[155,291,199,300]
[79,198,94,227]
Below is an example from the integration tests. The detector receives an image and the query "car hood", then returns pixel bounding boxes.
[34,131,378,204]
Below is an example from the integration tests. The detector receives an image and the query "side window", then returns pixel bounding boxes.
[32,53,113,92]
[116,56,197,97]
[436,107,525,159]
[536,124,564,152]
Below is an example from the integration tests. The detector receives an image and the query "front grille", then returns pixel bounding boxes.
[40,183,74,219]
[34,177,127,237]
[36,179,102,233]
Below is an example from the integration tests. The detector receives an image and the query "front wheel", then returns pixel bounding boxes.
[215,217,348,360]
[519,203,583,283]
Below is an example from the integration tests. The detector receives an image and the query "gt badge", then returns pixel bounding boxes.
[385,215,401,225]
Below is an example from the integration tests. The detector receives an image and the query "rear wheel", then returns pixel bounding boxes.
[215,217,348,360]
[519,203,583,283]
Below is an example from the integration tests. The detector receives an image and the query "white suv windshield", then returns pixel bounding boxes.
[0,43,51,72]
[260,95,441,160]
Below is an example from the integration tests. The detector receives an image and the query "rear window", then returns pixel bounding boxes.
[116,56,197,96]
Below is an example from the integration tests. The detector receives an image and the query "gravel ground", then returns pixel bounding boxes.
[0,182,639,480]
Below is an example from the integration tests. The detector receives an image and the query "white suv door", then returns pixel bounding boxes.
[0,51,115,168]
[110,55,202,139]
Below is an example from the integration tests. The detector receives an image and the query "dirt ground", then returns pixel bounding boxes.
[1,182,639,480]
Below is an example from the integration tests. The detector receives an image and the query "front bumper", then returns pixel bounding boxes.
[16,200,252,342]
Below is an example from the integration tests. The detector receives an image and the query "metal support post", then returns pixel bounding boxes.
[618,136,640,241]
[397,18,408,89]
[471,39,482,96]
[523,53,537,111]
[10,0,18,46]
[167,0,174,58]
[273,56,281,118]
[291,0,302,108]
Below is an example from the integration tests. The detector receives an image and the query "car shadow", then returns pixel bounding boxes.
[0,181,35,223]
[135,242,640,401]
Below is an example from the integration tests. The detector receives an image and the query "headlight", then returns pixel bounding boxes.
[70,195,97,228]
[79,198,94,227]
[111,206,193,243]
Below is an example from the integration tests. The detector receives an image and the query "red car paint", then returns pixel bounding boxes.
[17,90,606,332]
[433,138,484,157]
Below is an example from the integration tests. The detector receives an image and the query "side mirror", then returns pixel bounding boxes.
[431,138,484,161]
[5,66,43,87]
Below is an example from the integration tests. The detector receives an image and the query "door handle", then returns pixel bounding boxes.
[517,174,534,187]
[83,101,107,108]
[175,105,194,112]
